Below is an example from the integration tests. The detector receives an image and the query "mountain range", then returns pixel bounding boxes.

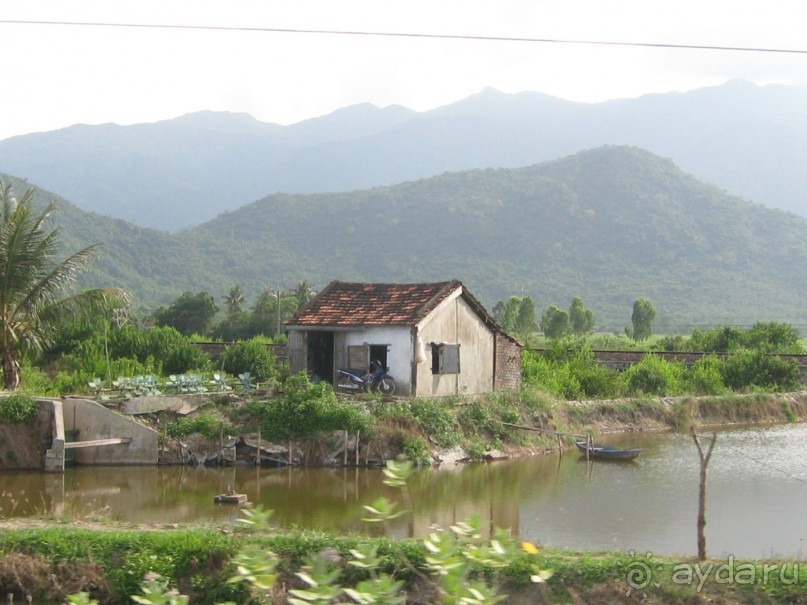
[2,145,806,331]
[2,79,807,231]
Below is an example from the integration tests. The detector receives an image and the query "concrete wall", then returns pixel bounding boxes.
[62,398,158,466]
[344,326,413,394]
[416,293,494,397]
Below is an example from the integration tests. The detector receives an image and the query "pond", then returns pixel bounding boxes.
[2,423,806,559]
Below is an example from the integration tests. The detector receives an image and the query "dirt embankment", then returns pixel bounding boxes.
[0,403,51,470]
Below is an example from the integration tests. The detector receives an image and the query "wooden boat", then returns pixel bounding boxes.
[574,439,642,461]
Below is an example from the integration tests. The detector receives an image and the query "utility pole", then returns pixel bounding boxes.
[274,289,286,338]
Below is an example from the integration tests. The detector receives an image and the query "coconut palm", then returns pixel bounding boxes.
[255,285,275,309]
[224,284,245,315]
[0,182,126,390]
[294,279,316,311]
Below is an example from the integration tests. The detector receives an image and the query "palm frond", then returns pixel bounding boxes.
[0,182,118,372]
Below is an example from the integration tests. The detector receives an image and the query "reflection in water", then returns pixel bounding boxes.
[2,424,806,558]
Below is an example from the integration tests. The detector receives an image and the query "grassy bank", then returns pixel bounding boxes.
[154,386,807,466]
[0,524,804,604]
[367,389,807,462]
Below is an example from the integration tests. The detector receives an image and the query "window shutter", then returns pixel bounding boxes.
[440,344,461,374]
[347,345,369,370]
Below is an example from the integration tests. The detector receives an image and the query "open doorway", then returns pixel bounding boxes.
[307,331,334,384]
[368,344,389,373]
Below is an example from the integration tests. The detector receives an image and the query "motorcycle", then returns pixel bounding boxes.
[336,359,396,395]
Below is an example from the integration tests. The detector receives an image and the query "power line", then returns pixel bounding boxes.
[711,438,807,486]
[2,18,807,56]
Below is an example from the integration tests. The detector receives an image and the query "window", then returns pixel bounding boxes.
[431,343,460,374]
[346,343,389,372]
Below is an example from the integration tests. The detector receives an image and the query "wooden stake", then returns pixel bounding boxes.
[219,422,224,465]
[691,427,717,561]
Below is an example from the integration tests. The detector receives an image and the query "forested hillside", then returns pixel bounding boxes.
[1,80,807,230]
[3,145,807,329]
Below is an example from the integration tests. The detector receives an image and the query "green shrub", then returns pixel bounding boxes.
[565,348,621,399]
[0,392,38,423]
[19,366,58,396]
[53,370,97,397]
[110,325,210,375]
[258,373,368,442]
[685,355,727,396]
[622,354,684,396]
[166,414,235,440]
[521,350,573,398]
[457,400,497,436]
[464,439,488,460]
[653,334,690,351]
[721,349,801,392]
[401,435,432,466]
[221,339,277,383]
[408,398,461,447]
[162,345,211,375]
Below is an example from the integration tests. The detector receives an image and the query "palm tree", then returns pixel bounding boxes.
[255,285,275,309]
[294,280,315,311]
[0,182,126,390]
[224,284,245,315]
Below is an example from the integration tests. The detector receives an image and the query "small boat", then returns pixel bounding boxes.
[574,439,642,461]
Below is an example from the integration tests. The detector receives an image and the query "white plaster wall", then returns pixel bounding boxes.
[344,326,413,394]
[415,296,494,397]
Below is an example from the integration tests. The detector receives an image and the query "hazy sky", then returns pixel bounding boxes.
[2,0,806,141]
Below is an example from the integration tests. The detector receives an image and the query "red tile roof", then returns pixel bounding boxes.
[287,280,466,327]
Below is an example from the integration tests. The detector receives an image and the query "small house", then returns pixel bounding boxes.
[284,280,522,397]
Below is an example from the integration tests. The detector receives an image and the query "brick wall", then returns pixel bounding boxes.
[495,334,522,391]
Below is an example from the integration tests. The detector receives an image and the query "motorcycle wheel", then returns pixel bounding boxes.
[377,377,396,396]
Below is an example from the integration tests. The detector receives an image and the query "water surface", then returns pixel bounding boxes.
[2,424,806,558]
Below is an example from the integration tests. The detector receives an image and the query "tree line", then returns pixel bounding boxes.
[493,295,657,342]
[152,281,316,340]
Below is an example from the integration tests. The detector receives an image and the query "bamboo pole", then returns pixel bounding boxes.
[501,422,585,439]
[343,430,348,466]
[355,431,360,466]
